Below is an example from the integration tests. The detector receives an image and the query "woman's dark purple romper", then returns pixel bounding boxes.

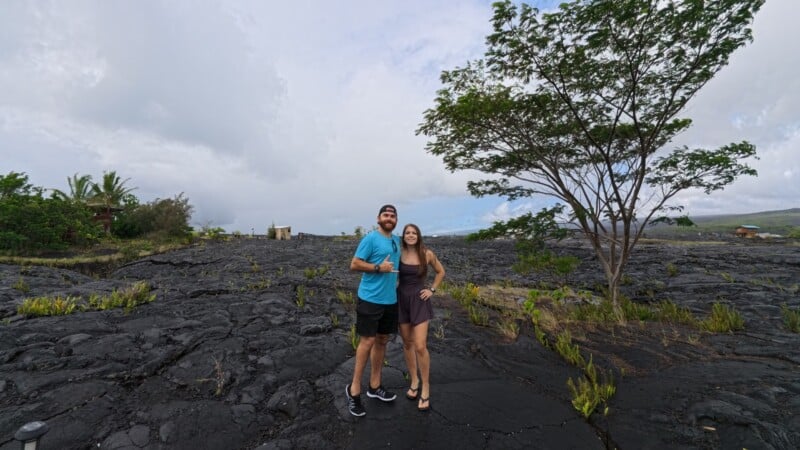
[397,262,434,325]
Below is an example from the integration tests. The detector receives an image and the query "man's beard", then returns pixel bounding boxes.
[378,220,396,233]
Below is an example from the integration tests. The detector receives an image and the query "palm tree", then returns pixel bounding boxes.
[90,171,136,233]
[53,173,94,202]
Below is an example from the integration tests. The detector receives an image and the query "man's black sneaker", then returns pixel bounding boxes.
[366,385,397,402]
[345,384,366,417]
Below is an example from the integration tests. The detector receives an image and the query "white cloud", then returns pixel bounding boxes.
[1,0,797,235]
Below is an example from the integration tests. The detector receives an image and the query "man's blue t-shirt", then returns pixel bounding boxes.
[354,230,401,305]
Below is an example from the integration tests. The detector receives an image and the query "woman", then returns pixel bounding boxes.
[397,223,445,412]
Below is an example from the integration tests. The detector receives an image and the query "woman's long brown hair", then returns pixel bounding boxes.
[401,223,428,279]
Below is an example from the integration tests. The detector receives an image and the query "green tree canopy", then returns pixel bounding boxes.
[0,173,101,252]
[0,171,37,199]
[418,0,763,311]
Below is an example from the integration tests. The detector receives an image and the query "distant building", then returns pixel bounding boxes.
[734,224,760,238]
[274,226,291,240]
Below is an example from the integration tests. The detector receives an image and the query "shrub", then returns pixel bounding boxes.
[296,285,307,308]
[18,295,79,316]
[201,226,226,240]
[86,281,156,313]
[567,356,615,418]
[665,262,678,277]
[0,193,101,252]
[449,282,480,306]
[781,304,800,333]
[336,289,354,305]
[554,330,585,367]
[12,276,30,293]
[701,302,744,333]
[348,324,359,351]
[113,193,193,240]
[654,300,697,325]
[304,266,328,279]
[497,317,520,340]
[467,304,489,326]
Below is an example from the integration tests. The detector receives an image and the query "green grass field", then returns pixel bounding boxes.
[648,208,800,236]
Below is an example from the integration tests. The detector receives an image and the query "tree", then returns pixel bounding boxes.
[113,193,194,240]
[0,171,37,199]
[90,171,136,233]
[418,0,763,315]
[0,173,100,252]
[53,173,94,203]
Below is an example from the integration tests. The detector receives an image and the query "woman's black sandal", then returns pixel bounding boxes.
[418,396,430,412]
[406,384,420,400]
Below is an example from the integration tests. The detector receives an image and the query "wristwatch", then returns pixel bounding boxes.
[374,264,380,273]
[429,287,436,293]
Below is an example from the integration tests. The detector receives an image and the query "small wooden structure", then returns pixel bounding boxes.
[274,226,291,240]
[734,225,760,238]
[91,206,124,233]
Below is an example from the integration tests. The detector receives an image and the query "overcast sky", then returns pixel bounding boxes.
[1,0,797,235]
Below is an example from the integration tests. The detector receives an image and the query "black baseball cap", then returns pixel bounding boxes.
[378,204,397,215]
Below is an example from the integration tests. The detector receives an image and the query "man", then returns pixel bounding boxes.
[345,204,401,417]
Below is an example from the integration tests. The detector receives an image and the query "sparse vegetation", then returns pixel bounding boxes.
[666,262,678,277]
[567,356,616,419]
[447,282,480,307]
[296,285,307,308]
[335,289,355,305]
[554,330,585,367]
[467,304,489,326]
[497,317,520,340]
[304,265,329,279]
[348,324,359,351]
[12,276,29,293]
[701,302,744,333]
[781,304,800,333]
[719,272,735,283]
[247,277,271,291]
[18,295,79,316]
[17,281,156,317]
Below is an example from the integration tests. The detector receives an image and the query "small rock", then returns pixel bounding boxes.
[128,424,150,447]
[159,421,176,444]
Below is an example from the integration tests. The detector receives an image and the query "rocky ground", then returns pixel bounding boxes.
[0,235,798,449]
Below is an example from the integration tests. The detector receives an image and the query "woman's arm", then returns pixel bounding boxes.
[427,249,445,289]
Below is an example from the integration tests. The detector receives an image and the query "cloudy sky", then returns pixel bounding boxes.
[1,0,797,235]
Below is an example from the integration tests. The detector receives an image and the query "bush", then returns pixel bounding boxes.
[701,302,744,333]
[781,304,800,333]
[0,194,101,252]
[18,295,79,316]
[113,194,193,240]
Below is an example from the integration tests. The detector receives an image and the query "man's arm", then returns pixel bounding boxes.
[350,255,394,273]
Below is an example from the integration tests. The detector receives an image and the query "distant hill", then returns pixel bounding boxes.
[434,208,800,238]
[648,208,800,235]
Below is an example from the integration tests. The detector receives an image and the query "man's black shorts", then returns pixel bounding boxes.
[356,298,398,337]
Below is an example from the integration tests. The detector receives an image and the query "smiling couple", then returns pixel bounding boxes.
[344,204,445,417]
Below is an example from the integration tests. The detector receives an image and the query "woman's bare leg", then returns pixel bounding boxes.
[413,320,431,407]
[399,323,419,396]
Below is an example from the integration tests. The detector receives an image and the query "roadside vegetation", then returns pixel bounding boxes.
[1,170,195,270]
